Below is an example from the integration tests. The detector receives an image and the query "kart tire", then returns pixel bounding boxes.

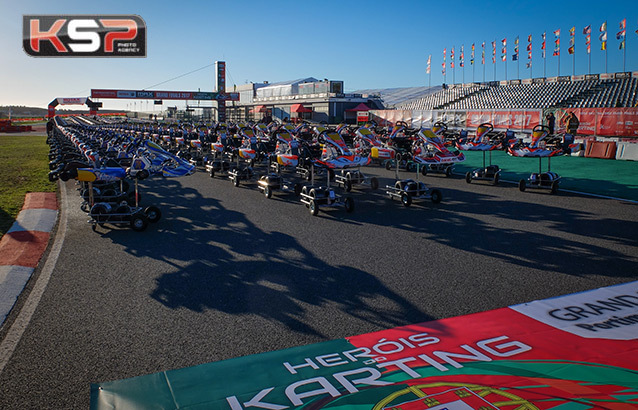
[385,160,392,170]
[264,185,272,199]
[465,171,472,184]
[294,183,302,196]
[518,179,526,192]
[493,173,500,186]
[344,197,354,213]
[309,200,319,216]
[421,166,428,177]
[144,206,162,223]
[370,177,379,190]
[431,189,442,204]
[551,180,559,194]
[130,213,148,232]
[445,166,452,177]
[401,193,412,207]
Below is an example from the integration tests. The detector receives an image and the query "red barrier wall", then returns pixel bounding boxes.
[557,108,638,137]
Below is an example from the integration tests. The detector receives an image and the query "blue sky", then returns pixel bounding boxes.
[1,0,636,110]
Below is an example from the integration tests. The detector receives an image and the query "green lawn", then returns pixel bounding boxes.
[0,134,57,236]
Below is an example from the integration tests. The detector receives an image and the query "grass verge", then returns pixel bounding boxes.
[0,134,57,237]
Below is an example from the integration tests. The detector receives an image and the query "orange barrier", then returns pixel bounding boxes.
[585,140,617,159]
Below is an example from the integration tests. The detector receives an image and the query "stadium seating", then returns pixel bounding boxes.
[395,77,638,110]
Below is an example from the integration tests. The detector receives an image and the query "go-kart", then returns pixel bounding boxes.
[299,164,354,216]
[412,128,465,177]
[456,123,502,185]
[508,125,564,194]
[353,127,396,166]
[385,159,442,207]
[315,128,376,192]
[205,123,233,178]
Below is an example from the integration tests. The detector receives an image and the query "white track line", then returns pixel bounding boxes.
[0,181,68,375]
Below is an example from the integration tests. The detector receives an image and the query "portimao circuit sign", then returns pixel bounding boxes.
[91,281,638,409]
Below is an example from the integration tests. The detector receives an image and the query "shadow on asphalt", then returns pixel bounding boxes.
[346,183,638,279]
[95,178,434,338]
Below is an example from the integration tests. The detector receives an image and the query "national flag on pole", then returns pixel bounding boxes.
[584,25,591,54]
[492,41,496,63]
[471,43,475,65]
[460,45,464,67]
[553,29,560,56]
[600,21,607,50]
[451,47,455,68]
[442,48,446,74]
[527,34,532,66]
[617,18,626,49]
[426,54,431,74]
[481,42,485,64]
[512,36,519,61]
[541,32,546,58]
[501,38,507,61]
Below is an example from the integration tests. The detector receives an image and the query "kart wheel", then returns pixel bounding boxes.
[294,183,302,196]
[493,173,500,186]
[209,168,215,178]
[144,206,162,223]
[431,189,442,204]
[421,166,428,177]
[518,179,526,192]
[130,213,148,232]
[370,177,379,190]
[385,160,392,170]
[344,179,352,192]
[344,197,354,213]
[401,193,412,207]
[309,200,319,216]
[551,180,559,194]
[465,171,472,184]
[445,166,452,177]
[264,185,272,199]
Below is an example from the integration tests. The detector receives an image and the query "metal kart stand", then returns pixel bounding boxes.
[518,156,561,194]
[228,153,255,187]
[205,150,232,178]
[87,177,161,232]
[299,164,354,216]
[465,150,501,185]
[257,162,303,199]
[333,168,379,192]
[385,160,442,207]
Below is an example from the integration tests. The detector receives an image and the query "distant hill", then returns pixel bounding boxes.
[0,106,127,118]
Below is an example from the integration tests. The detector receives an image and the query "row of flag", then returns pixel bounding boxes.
[426,19,635,75]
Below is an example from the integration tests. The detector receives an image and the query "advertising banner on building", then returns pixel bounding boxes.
[91,281,638,410]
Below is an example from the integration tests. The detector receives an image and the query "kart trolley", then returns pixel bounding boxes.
[299,164,354,216]
[385,159,442,207]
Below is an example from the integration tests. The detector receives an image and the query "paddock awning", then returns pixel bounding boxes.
[251,105,266,113]
[291,104,312,113]
[345,103,371,112]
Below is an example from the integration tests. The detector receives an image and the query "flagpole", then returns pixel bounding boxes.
[572,50,575,76]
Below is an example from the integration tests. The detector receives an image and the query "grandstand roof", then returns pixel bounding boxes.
[353,86,441,108]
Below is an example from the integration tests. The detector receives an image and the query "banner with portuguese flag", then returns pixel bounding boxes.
[91,281,638,409]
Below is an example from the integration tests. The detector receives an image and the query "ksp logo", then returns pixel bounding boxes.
[23,15,146,57]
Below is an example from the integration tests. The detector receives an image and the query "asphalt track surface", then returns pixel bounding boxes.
[1,164,637,408]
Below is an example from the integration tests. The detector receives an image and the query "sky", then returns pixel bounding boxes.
[1,0,636,111]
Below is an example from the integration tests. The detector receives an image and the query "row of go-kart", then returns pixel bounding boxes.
[47,117,195,231]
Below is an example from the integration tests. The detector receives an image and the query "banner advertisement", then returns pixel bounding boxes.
[555,108,638,137]
[466,110,541,130]
[91,281,638,410]
[90,89,238,101]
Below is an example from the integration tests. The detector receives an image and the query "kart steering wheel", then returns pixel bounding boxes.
[433,121,448,133]
[478,122,494,132]
[533,125,551,134]
[396,120,409,128]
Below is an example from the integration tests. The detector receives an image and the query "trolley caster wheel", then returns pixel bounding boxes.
[465,172,472,184]
[401,193,412,207]
[431,189,442,204]
[130,213,149,232]
[264,185,272,199]
[344,197,354,213]
[144,206,162,223]
[518,179,526,192]
[309,199,319,216]
[493,173,500,186]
